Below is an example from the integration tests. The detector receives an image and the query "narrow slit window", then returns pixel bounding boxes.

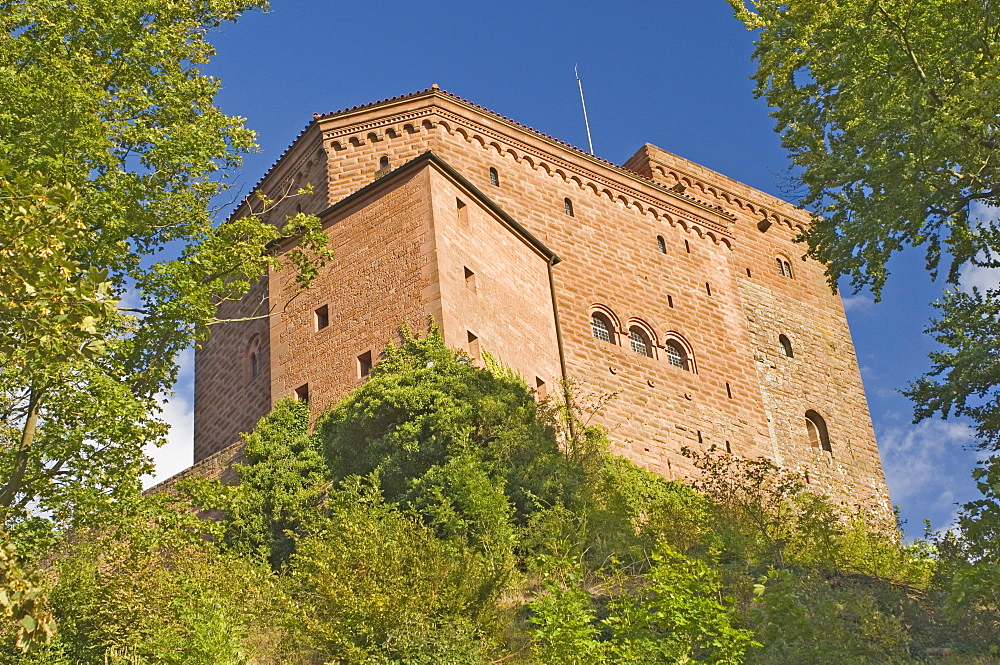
[667,295,674,308]
[564,197,574,217]
[315,305,329,331]
[784,260,793,279]
[684,239,691,253]
[535,377,547,399]
[779,334,794,358]
[489,167,500,186]
[776,258,785,276]
[294,384,309,402]
[656,235,666,253]
[746,267,752,277]
[456,198,468,222]
[464,266,477,293]
[358,351,373,378]
[250,352,259,378]
[726,382,732,398]
[467,331,480,360]
[706,282,712,296]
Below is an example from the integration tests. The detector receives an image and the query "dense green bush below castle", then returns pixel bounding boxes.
[3,330,999,664]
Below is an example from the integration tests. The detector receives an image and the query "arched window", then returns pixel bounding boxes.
[378,155,389,170]
[805,410,832,452]
[776,256,793,279]
[656,235,666,253]
[564,197,574,217]
[250,352,259,378]
[779,334,794,358]
[629,326,653,357]
[665,341,688,370]
[489,167,500,186]
[591,312,615,344]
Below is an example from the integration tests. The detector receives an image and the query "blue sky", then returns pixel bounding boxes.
[145,1,990,535]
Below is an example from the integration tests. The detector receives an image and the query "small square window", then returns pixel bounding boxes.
[358,350,373,378]
[315,305,329,331]
[294,384,309,402]
[456,198,468,223]
[464,266,476,293]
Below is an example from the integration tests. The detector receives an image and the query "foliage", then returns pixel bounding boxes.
[284,479,505,664]
[529,546,756,665]
[0,0,332,540]
[0,526,284,665]
[183,399,329,570]
[317,328,580,529]
[908,290,1000,449]
[747,569,912,665]
[0,540,54,652]
[728,0,1000,295]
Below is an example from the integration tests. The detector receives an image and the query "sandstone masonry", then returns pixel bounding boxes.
[189,87,890,512]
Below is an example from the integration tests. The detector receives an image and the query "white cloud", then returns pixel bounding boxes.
[141,348,195,489]
[958,202,1000,292]
[959,263,1000,292]
[877,417,987,531]
[841,294,874,313]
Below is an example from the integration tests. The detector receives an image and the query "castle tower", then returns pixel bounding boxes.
[192,88,890,511]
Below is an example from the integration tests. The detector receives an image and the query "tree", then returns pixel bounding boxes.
[0,1,330,537]
[727,0,1000,446]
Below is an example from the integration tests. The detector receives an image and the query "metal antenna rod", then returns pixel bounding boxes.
[575,64,594,155]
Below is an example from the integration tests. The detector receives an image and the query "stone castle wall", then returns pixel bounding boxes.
[191,89,889,512]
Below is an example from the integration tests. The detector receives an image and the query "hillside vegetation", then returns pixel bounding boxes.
[4,331,998,664]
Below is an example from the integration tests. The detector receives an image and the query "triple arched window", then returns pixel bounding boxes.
[590,306,694,371]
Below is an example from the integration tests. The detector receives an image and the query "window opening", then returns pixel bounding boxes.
[665,341,688,370]
[684,239,690,253]
[358,351,373,378]
[779,334,794,358]
[314,305,329,331]
[776,258,785,276]
[467,331,480,360]
[656,236,666,253]
[489,167,500,186]
[725,440,732,454]
[784,260,793,278]
[706,282,712,296]
[591,313,614,344]
[667,295,674,308]
[564,197,574,216]
[456,198,468,222]
[378,155,389,170]
[726,382,732,398]
[629,327,653,357]
[805,410,832,452]
[535,377,547,399]
[746,267,752,277]
[464,266,476,293]
[697,430,703,443]
[294,384,309,402]
[250,352,259,378]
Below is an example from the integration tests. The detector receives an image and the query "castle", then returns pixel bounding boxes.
[187,87,890,510]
